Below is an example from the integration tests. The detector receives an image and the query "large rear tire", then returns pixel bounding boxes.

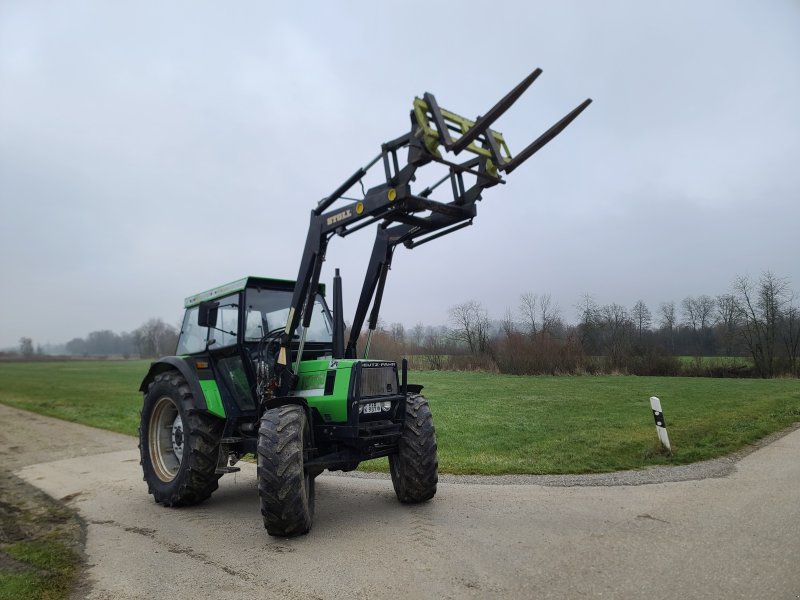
[139,371,223,506]
[257,404,315,537]
[390,394,438,503]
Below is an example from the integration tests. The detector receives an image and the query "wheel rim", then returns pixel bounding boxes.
[149,396,183,482]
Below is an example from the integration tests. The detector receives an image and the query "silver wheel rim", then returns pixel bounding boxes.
[149,396,183,482]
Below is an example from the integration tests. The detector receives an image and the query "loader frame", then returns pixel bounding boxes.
[273,68,591,389]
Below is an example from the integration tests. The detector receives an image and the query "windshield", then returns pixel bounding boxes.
[244,288,332,344]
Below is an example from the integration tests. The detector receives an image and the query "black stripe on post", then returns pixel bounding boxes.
[652,410,666,428]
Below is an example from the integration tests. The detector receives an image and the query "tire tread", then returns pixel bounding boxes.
[139,371,223,507]
[257,405,314,537]
[390,394,438,503]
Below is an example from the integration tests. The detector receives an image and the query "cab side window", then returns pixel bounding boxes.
[213,300,239,348]
[176,307,208,355]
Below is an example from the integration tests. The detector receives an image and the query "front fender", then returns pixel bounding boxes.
[139,356,219,416]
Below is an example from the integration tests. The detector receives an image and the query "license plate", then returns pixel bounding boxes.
[362,402,381,414]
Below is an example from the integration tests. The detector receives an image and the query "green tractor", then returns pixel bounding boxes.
[138,69,590,536]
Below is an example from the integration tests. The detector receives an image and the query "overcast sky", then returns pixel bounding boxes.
[1,1,798,349]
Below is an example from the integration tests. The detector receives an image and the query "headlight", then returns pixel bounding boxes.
[382,401,391,412]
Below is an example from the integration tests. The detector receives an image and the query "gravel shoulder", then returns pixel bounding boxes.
[342,421,800,487]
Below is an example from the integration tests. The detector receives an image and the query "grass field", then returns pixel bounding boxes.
[677,356,752,366]
[0,360,798,474]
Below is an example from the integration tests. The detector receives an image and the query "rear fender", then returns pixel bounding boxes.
[139,356,213,414]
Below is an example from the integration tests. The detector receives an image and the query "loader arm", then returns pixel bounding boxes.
[274,68,591,383]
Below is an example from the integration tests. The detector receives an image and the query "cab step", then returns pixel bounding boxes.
[215,466,241,474]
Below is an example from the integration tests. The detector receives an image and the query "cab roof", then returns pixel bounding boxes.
[184,276,325,308]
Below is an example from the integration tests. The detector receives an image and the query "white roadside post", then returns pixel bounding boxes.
[649,396,672,454]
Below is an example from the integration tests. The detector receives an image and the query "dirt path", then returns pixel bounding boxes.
[3,404,800,599]
[0,404,133,468]
[0,405,134,598]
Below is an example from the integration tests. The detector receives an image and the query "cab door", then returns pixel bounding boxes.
[206,293,257,414]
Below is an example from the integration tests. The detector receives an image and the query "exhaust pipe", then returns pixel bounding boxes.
[333,268,345,359]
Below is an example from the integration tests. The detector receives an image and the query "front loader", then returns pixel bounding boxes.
[139,69,591,536]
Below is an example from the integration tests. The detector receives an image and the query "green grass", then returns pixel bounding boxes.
[0,360,798,474]
[677,355,752,366]
[409,371,799,474]
[0,541,79,600]
[0,573,58,600]
[0,360,145,435]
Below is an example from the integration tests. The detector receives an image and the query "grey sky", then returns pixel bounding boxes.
[1,1,798,349]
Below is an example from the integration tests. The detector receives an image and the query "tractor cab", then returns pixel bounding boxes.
[178,276,332,357]
[173,276,333,419]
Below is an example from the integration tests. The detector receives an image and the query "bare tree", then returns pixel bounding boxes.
[681,295,715,354]
[518,293,538,337]
[135,318,179,358]
[448,300,490,354]
[18,337,34,358]
[575,294,599,353]
[733,272,789,378]
[681,296,699,332]
[501,307,516,339]
[520,292,561,338]
[421,325,451,370]
[65,337,88,356]
[597,303,632,369]
[389,322,405,343]
[715,294,739,356]
[539,293,561,336]
[631,300,652,341]
[410,323,426,348]
[783,303,800,376]
[658,301,677,352]
[658,301,676,330]
[696,295,715,330]
[87,330,118,355]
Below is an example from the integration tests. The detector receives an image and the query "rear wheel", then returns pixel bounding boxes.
[257,405,315,537]
[390,394,438,503]
[139,371,223,506]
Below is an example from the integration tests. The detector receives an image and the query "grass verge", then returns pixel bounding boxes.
[0,360,798,475]
[0,472,82,600]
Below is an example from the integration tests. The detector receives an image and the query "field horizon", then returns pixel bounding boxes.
[0,359,798,475]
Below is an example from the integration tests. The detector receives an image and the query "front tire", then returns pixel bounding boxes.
[390,394,438,503]
[139,371,223,506]
[257,405,315,537]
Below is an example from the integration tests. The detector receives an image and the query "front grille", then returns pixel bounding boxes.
[359,365,398,398]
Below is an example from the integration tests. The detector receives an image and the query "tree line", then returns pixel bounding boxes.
[7,271,798,378]
[364,271,799,378]
[9,318,178,360]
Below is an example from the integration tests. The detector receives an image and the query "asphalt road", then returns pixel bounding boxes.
[4,404,799,600]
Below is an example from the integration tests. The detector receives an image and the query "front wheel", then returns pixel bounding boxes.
[139,371,223,506]
[389,394,438,503]
[257,404,315,537]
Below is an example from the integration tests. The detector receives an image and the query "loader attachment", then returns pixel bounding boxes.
[501,98,594,174]
[412,67,591,175]
[274,68,591,374]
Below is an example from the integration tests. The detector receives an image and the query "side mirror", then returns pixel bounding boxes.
[198,301,219,328]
